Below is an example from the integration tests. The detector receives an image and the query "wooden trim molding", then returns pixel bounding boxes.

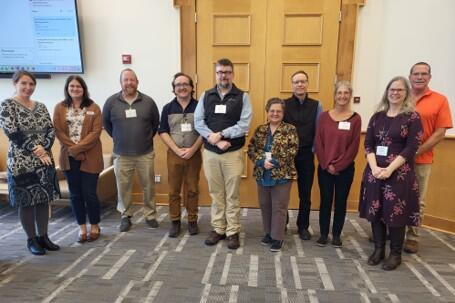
[178,0,197,81]
[173,0,192,8]
[336,0,366,81]
[423,215,455,235]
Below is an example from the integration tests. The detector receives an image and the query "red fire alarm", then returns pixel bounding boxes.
[122,54,132,64]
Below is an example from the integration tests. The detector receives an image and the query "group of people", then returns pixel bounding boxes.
[0,59,452,272]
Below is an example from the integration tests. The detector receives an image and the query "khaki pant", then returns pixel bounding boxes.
[203,148,243,236]
[167,149,202,222]
[113,151,156,220]
[406,163,432,241]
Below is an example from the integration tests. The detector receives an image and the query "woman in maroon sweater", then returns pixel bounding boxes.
[315,80,361,247]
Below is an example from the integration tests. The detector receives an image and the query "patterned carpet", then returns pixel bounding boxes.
[0,203,454,303]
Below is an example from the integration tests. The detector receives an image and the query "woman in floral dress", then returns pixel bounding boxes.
[359,76,423,271]
[0,71,60,255]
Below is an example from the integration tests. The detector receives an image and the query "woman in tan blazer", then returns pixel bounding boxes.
[54,75,103,243]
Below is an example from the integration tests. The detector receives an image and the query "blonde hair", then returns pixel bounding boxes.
[333,80,353,107]
[376,76,414,114]
[334,80,353,97]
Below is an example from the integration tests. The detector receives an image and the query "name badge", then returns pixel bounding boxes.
[215,104,227,114]
[338,121,351,130]
[265,152,272,160]
[376,146,388,156]
[181,123,192,132]
[86,111,95,115]
[125,109,137,118]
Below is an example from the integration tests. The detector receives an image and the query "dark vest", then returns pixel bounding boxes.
[203,84,245,154]
[284,95,319,151]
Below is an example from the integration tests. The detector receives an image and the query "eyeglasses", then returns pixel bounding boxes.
[411,72,430,77]
[292,80,308,85]
[216,71,233,76]
[388,88,405,93]
[174,83,190,88]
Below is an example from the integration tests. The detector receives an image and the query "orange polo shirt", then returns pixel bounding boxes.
[415,89,453,164]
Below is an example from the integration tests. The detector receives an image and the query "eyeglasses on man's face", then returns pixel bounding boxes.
[216,70,233,76]
[411,72,430,77]
[292,80,308,85]
[174,83,191,88]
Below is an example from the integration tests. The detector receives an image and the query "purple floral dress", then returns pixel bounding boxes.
[358,111,423,227]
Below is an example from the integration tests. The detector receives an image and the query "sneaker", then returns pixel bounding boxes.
[119,217,132,232]
[298,229,312,240]
[169,220,181,238]
[403,239,419,254]
[331,236,343,248]
[227,233,240,250]
[270,240,283,252]
[205,231,226,246]
[261,234,273,246]
[316,235,328,247]
[188,221,199,235]
[146,218,159,229]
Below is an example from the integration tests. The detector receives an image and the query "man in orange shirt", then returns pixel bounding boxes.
[405,62,453,253]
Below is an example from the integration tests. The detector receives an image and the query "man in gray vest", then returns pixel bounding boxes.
[103,68,160,232]
[159,73,203,237]
[194,58,252,249]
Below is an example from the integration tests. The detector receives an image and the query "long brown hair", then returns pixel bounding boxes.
[376,76,414,114]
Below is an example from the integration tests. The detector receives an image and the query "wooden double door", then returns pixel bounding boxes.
[195,0,341,208]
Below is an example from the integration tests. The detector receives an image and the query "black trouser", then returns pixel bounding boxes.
[317,163,355,237]
[295,150,315,231]
[64,157,100,225]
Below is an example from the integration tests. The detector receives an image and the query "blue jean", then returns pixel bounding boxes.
[64,157,100,225]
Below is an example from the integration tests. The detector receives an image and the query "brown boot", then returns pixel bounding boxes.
[227,233,240,250]
[382,226,405,271]
[403,239,418,254]
[368,221,386,266]
[382,253,402,271]
[204,231,226,246]
[188,221,199,235]
[169,220,181,238]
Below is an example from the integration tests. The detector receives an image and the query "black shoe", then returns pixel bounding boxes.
[37,234,60,251]
[119,217,132,232]
[367,248,385,266]
[146,218,159,229]
[188,221,199,235]
[316,235,328,247]
[169,220,181,238]
[298,229,312,240]
[261,234,273,246]
[205,231,226,246]
[331,236,342,248]
[270,240,283,252]
[382,254,402,271]
[27,237,45,255]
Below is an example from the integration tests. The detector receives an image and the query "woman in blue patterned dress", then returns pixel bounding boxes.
[359,76,423,270]
[0,71,60,255]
